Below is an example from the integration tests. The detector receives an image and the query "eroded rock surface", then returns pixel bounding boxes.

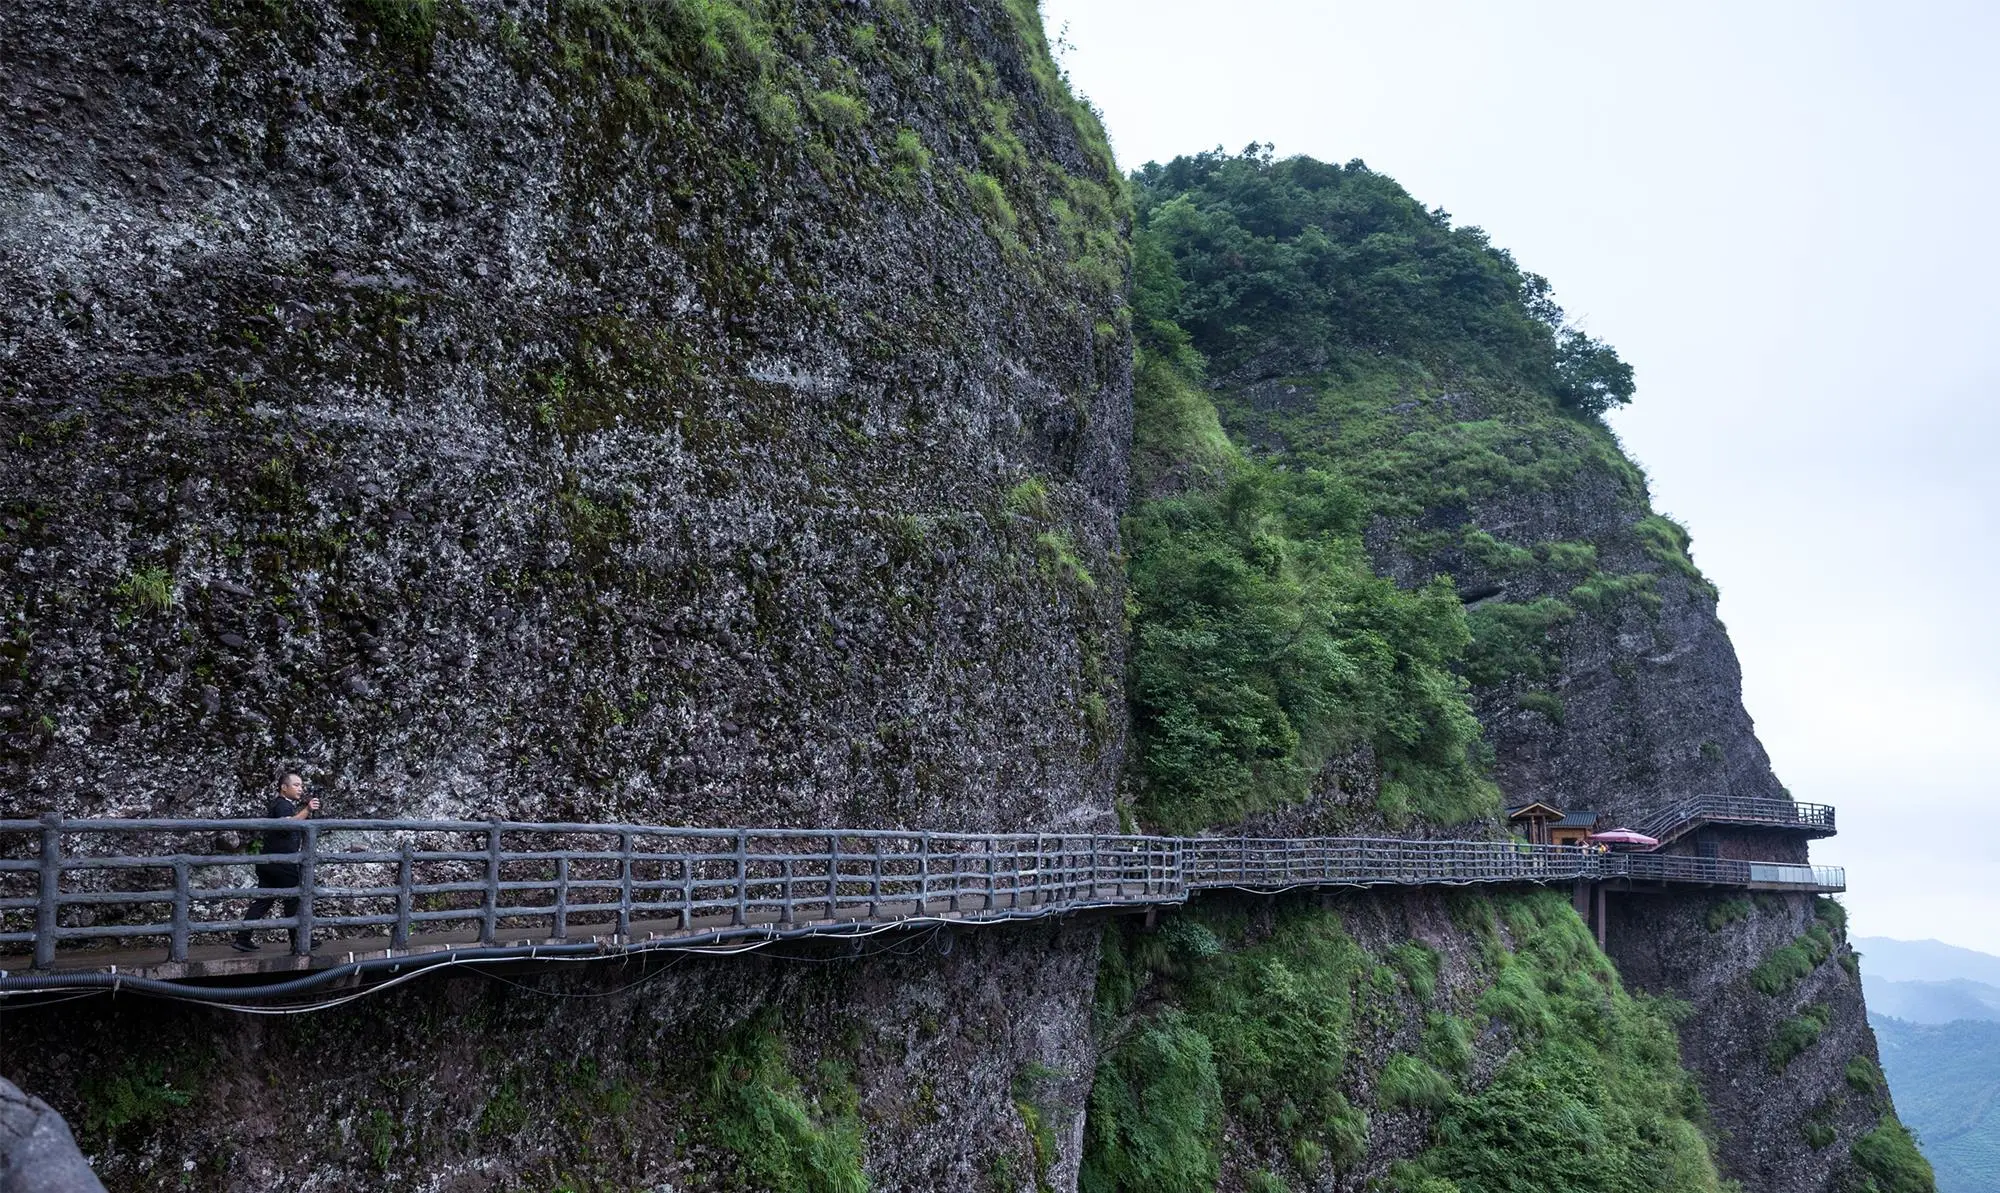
[0,1077,106,1193]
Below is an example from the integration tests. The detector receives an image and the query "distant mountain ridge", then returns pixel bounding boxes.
[1863,937,2000,1193]
[1856,937,2000,985]
[1866,977,2000,1025]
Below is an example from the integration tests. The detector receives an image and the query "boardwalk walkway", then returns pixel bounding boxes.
[0,805,1841,996]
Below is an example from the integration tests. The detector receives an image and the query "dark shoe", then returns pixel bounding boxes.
[231,937,261,952]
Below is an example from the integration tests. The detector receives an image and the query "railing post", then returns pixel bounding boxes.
[828,834,842,921]
[170,859,191,962]
[1034,834,1046,905]
[780,856,795,925]
[919,833,932,914]
[293,821,317,956]
[393,840,414,949]
[869,836,883,919]
[34,812,61,969]
[617,830,634,940]
[481,816,503,946]
[734,829,748,927]
[554,855,570,940]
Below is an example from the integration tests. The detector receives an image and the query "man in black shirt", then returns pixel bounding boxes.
[232,773,319,952]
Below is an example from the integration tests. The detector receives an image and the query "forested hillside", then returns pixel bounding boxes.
[1095,147,1927,1193]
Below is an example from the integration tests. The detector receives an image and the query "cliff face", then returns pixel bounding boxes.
[10,922,1103,1192]
[1210,312,1893,1193]
[0,0,1128,831]
[3,0,1126,1188]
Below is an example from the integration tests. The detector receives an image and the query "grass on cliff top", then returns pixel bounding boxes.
[1083,892,1729,1193]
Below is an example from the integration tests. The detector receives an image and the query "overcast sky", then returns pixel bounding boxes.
[1042,0,2000,952]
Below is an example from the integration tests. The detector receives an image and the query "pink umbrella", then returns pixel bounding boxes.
[1588,828,1661,849]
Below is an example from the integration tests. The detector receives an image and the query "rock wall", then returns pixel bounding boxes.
[2,1,1128,1189]
[6,919,1102,1192]
[1609,892,1889,1192]
[0,0,1129,831]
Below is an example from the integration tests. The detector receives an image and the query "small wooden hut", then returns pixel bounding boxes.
[1506,802,1564,845]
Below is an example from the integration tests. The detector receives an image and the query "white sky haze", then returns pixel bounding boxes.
[1042,0,2000,951]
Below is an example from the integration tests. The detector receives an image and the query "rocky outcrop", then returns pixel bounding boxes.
[1610,893,1888,1192]
[0,1077,106,1193]
[1214,367,1873,1191]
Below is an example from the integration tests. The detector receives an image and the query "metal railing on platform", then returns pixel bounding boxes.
[1632,796,1836,843]
[0,814,1844,973]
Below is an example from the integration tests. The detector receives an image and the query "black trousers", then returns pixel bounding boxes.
[240,862,301,944]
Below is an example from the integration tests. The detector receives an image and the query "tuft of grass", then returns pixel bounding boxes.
[1515,691,1565,725]
[1386,942,1441,1004]
[1632,514,1719,599]
[345,0,436,57]
[1750,924,1836,996]
[1538,540,1598,571]
[1704,897,1754,932]
[115,566,175,613]
[1377,1055,1454,1112]
[1846,1054,1883,1093]
[1423,1013,1474,1076]
[809,88,868,134]
[1462,528,1533,571]
[1004,475,1051,519]
[967,171,1019,232]
[1850,1117,1936,1193]
[1325,1093,1369,1169]
[1769,1004,1831,1071]
[1568,571,1661,615]
[1036,530,1096,591]
[887,127,931,194]
[1290,1136,1324,1175]
[704,1016,866,1193]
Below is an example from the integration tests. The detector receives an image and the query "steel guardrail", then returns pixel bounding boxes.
[1631,796,1836,843]
[0,814,1843,973]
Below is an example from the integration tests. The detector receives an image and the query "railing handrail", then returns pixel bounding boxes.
[1630,795,1837,842]
[0,812,1844,975]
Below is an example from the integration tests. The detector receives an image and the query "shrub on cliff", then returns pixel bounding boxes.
[1087,894,1728,1193]
[1850,1117,1937,1193]
[1124,276,1497,831]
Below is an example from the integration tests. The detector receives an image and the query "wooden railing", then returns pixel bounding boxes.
[0,813,1844,977]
